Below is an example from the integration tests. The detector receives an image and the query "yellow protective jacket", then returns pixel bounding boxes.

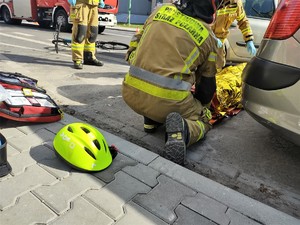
[123,4,217,125]
[212,0,253,42]
[76,0,99,6]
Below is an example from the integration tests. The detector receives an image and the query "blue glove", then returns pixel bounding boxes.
[68,0,76,6]
[246,41,256,56]
[99,0,105,8]
[216,38,223,48]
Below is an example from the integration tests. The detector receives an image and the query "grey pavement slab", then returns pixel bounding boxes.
[0,116,299,225]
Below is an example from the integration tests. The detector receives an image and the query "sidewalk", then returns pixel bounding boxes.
[0,115,299,225]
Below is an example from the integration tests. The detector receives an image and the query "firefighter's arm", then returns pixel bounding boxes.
[236,0,253,42]
[194,52,217,105]
[125,5,162,63]
[125,30,143,63]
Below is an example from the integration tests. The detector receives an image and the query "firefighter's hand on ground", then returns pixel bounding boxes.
[99,0,105,8]
[67,0,76,6]
[246,41,256,56]
[216,38,223,48]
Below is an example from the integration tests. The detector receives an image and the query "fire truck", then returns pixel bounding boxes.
[0,0,119,33]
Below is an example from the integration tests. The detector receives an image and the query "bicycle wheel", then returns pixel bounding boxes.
[96,41,129,50]
[53,23,62,53]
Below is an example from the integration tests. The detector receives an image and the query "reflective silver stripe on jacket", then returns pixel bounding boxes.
[129,66,192,91]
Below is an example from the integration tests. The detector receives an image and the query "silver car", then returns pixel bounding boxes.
[225,0,279,63]
[242,0,300,146]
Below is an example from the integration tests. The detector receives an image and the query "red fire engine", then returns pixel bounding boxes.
[0,0,119,33]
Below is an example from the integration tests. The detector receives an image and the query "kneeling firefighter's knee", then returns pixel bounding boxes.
[88,26,98,43]
[74,24,87,43]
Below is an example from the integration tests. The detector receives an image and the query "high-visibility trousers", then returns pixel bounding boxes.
[70,3,99,62]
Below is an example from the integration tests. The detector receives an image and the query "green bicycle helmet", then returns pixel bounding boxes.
[53,123,113,172]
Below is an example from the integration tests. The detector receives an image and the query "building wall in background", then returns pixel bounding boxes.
[116,0,171,24]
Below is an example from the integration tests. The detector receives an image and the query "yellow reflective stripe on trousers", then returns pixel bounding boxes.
[84,43,96,51]
[217,7,237,15]
[196,120,205,141]
[124,73,190,101]
[181,47,200,74]
[153,5,209,46]
[236,12,245,21]
[241,27,252,35]
[71,43,84,51]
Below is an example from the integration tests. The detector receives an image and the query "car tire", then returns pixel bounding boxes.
[54,9,72,32]
[98,26,105,34]
[2,6,22,25]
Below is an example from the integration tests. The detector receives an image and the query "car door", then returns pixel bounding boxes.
[226,0,278,62]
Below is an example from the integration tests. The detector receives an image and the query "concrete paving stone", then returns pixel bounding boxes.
[122,163,160,187]
[149,157,300,225]
[8,144,55,176]
[49,197,114,225]
[173,205,217,225]
[32,171,105,215]
[7,129,55,152]
[115,201,168,225]
[93,153,137,183]
[133,175,197,224]
[60,114,82,125]
[0,165,56,209]
[199,156,239,179]
[38,157,71,180]
[140,132,165,152]
[0,127,25,139]
[84,171,151,220]
[181,193,230,225]
[44,121,68,134]
[6,143,20,156]
[226,208,264,225]
[0,192,57,225]
[108,137,159,165]
[17,123,55,134]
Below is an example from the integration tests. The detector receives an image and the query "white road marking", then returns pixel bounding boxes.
[0,42,70,57]
[12,32,34,37]
[0,33,53,46]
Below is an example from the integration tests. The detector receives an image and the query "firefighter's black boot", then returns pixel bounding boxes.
[0,133,11,177]
[143,116,163,133]
[74,60,83,69]
[163,112,189,165]
[84,52,104,66]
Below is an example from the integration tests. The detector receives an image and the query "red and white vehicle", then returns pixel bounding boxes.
[0,0,119,33]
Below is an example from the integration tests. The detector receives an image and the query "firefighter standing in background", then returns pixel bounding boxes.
[212,0,256,70]
[122,0,221,165]
[68,0,105,69]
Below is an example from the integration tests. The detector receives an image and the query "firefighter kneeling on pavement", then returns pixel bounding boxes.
[68,0,105,69]
[122,0,221,165]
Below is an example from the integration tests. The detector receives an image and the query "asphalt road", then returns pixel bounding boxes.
[0,21,299,218]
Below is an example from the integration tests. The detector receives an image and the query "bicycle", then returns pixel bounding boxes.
[52,23,129,53]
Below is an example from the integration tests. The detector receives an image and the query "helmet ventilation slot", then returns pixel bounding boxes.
[67,126,73,132]
[84,147,96,159]
[103,140,108,152]
[93,139,101,150]
[81,127,91,133]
